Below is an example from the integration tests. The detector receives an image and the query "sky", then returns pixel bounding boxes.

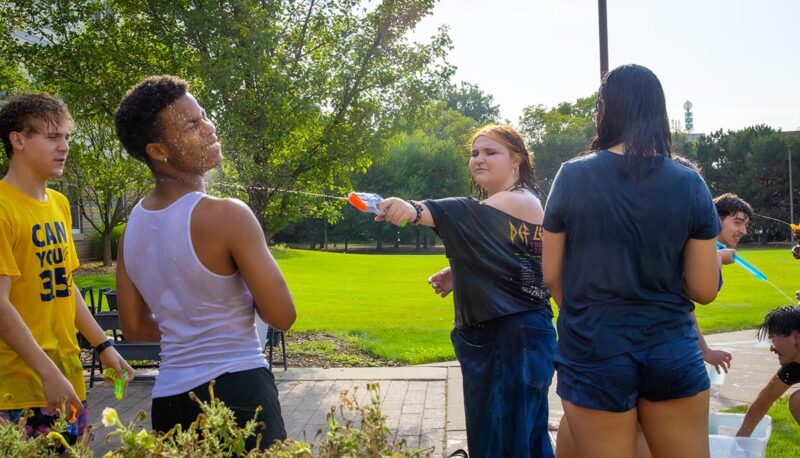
[409,0,800,134]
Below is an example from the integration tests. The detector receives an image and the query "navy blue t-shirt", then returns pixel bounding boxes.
[543,151,721,362]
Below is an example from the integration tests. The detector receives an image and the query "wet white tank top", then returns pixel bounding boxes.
[123,192,267,398]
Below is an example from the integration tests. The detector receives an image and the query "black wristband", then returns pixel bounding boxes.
[95,339,114,354]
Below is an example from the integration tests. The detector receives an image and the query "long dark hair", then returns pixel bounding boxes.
[590,64,671,179]
[469,124,541,198]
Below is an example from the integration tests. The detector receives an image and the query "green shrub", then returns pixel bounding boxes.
[0,384,431,457]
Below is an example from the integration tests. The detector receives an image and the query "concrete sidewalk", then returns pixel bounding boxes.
[84,329,795,457]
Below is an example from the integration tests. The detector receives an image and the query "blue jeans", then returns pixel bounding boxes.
[452,310,556,458]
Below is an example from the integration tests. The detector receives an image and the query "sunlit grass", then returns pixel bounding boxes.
[75,247,800,363]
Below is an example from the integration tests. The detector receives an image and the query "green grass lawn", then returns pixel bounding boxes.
[270,249,455,364]
[75,247,800,364]
[725,396,800,457]
[696,248,800,333]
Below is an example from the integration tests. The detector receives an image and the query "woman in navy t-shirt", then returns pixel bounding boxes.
[542,64,721,457]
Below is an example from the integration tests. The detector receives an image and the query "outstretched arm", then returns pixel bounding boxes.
[376,198,434,227]
[736,374,789,437]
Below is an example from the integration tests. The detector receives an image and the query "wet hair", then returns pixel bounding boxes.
[114,75,188,165]
[590,64,672,179]
[757,305,800,340]
[672,155,703,176]
[469,124,541,197]
[713,193,753,220]
[0,92,74,158]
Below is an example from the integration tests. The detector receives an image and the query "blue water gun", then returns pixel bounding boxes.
[716,241,767,281]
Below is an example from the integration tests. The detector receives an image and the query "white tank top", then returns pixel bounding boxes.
[123,192,267,398]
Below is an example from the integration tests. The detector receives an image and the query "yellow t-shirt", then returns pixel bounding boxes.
[0,181,84,409]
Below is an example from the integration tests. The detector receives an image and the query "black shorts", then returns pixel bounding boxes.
[151,367,286,450]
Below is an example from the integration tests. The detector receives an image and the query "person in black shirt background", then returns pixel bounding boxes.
[737,305,800,436]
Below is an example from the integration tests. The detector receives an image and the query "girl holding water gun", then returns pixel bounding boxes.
[377,124,555,458]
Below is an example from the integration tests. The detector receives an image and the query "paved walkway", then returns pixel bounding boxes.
[85,329,796,456]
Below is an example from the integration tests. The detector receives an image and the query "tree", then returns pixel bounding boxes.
[279,103,476,250]
[695,126,800,243]
[65,123,150,264]
[1,0,454,244]
[150,0,454,237]
[517,94,597,193]
[350,103,474,249]
[1,1,177,264]
[445,81,500,124]
[0,55,31,177]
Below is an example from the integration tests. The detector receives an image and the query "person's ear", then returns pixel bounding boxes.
[145,142,169,164]
[8,131,24,152]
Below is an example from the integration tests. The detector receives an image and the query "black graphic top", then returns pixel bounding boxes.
[424,197,552,329]
[778,362,800,386]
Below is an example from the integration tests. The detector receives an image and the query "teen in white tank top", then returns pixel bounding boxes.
[124,192,266,398]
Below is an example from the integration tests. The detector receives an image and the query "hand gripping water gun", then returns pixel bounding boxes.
[716,241,767,281]
[347,192,408,227]
[103,368,128,400]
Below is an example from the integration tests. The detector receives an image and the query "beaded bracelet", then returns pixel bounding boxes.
[409,200,423,225]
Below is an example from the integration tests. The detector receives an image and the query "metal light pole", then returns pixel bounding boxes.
[598,0,608,79]
[790,144,794,228]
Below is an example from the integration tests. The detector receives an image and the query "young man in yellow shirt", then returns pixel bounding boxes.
[0,92,134,446]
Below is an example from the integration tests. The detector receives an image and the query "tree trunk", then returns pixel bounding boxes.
[102,231,113,267]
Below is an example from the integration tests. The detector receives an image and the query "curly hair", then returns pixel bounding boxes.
[0,92,73,158]
[756,305,800,340]
[713,192,753,220]
[114,75,188,165]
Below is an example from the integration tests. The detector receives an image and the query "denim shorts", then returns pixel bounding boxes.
[555,326,709,412]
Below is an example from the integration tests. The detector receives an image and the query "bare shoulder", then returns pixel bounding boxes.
[483,190,543,224]
[193,196,259,234]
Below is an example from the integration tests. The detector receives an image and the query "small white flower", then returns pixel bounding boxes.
[101,407,119,427]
